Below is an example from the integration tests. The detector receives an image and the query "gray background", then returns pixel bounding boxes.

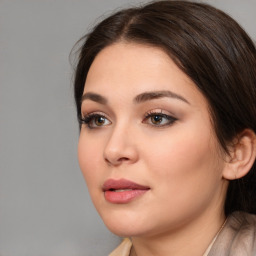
[0,0,255,255]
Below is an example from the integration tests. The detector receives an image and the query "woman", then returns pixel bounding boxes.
[72,1,256,255]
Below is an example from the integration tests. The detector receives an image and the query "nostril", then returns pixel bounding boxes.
[104,156,130,166]
[119,157,130,161]
[105,158,112,165]
[103,139,138,166]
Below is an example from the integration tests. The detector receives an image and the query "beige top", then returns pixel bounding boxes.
[109,212,256,256]
[109,237,215,256]
[109,238,132,256]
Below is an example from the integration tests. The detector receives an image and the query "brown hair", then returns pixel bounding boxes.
[72,1,256,215]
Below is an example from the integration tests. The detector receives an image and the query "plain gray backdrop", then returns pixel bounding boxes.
[0,0,255,255]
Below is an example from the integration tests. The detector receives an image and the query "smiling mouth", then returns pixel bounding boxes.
[103,179,150,204]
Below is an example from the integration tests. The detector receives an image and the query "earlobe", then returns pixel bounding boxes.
[222,129,256,180]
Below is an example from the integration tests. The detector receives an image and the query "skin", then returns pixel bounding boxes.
[78,42,229,256]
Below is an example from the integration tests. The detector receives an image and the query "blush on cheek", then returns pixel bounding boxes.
[150,129,216,187]
[78,144,92,177]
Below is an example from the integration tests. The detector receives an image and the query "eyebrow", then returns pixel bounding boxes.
[81,90,189,105]
[81,92,108,105]
[134,90,190,104]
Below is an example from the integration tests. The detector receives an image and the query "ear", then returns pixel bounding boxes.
[222,129,256,180]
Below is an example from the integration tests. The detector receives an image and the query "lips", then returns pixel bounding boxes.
[103,179,150,204]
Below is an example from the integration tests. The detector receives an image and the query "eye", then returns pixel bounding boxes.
[79,113,111,129]
[143,111,177,127]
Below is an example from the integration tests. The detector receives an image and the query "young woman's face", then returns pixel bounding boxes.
[78,42,228,238]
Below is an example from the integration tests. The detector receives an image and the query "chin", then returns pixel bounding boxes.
[105,223,147,238]
[99,210,149,237]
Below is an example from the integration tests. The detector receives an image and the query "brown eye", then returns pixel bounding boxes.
[95,116,106,126]
[80,113,111,129]
[143,112,177,127]
[151,115,163,125]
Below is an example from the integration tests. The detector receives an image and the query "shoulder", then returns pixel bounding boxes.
[209,211,256,256]
[108,238,132,256]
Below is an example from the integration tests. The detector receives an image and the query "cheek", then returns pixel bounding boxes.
[140,128,224,225]
[78,135,109,214]
[78,134,103,189]
[143,124,222,195]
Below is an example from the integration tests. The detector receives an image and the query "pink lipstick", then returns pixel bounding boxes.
[103,179,150,204]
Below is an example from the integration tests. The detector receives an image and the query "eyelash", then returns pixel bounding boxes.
[143,110,177,127]
[79,110,177,129]
[79,112,111,129]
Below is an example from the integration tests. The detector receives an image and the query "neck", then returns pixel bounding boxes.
[130,210,226,256]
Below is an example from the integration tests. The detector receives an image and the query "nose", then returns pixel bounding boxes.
[103,124,138,166]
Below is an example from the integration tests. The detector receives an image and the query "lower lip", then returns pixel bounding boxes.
[104,189,148,204]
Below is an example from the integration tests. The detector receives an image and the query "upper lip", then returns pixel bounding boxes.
[102,179,150,191]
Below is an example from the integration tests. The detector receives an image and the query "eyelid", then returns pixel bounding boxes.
[143,109,177,127]
[81,110,109,119]
[80,103,114,120]
[79,111,112,129]
[144,109,176,118]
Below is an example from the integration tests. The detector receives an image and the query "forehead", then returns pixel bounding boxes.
[86,43,171,87]
[84,42,207,108]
